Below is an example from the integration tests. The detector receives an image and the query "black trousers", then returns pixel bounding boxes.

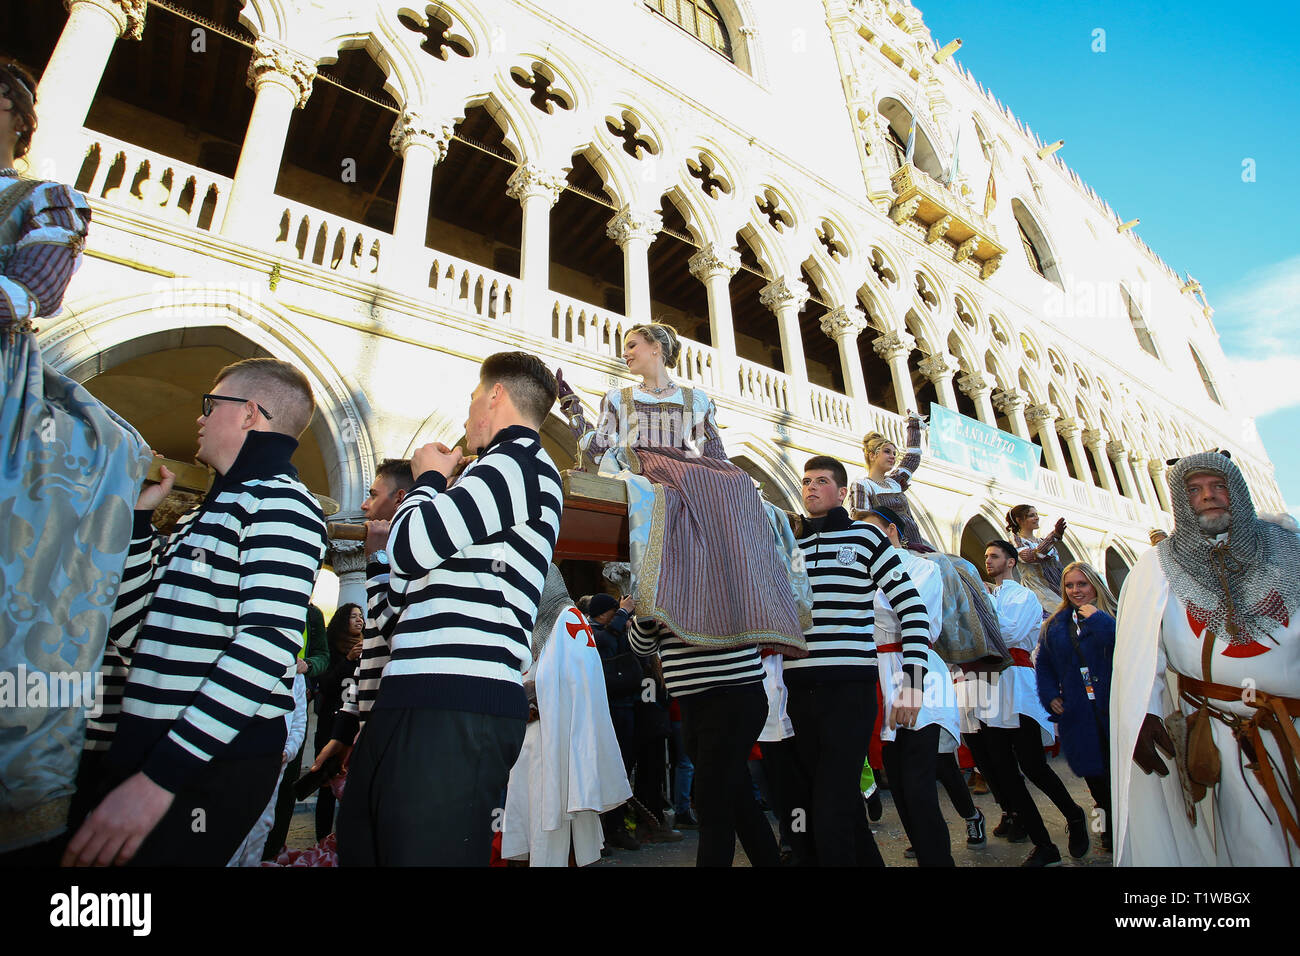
[882,724,953,867]
[1085,772,1113,845]
[937,752,978,819]
[785,678,884,867]
[84,752,282,866]
[962,730,1004,809]
[262,744,303,860]
[972,724,1051,846]
[336,707,525,866]
[679,685,780,867]
[1008,715,1083,825]
[757,738,808,862]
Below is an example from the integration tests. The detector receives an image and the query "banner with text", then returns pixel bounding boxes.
[928,403,1039,486]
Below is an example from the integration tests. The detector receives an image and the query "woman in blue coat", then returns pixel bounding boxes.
[1035,561,1117,851]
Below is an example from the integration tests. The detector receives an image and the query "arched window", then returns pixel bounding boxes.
[1011,199,1062,290]
[1121,284,1160,359]
[1190,345,1223,406]
[645,0,732,60]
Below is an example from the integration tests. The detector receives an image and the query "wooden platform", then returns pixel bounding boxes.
[555,469,629,563]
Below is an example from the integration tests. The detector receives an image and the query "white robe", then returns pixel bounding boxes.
[1112,547,1300,866]
[501,606,632,867]
[966,580,1053,744]
[874,549,960,749]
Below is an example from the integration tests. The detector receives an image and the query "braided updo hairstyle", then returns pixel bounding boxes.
[0,60,38,160]
[627,321,681,369]
[862,431,894,466]
[1005,503,1035,536]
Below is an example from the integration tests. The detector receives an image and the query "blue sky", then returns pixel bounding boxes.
[920,1,1300,519]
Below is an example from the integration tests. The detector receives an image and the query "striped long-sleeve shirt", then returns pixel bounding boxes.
[376,425,563,719]
[785,507,931,687]
[331,552,398,744]
[628,618,764,698]
[105,431,327,793]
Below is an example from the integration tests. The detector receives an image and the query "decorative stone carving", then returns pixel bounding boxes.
[328,541,367,577]
[688,243,741,281]
[980,255,1003,279]
[1148,459,1168,477]
[889,194,922,224]
[872,330,916,362]
[389,111,455,161]
[954,235,980,262]
[506,162,566,207]
[1107,439,1130,461]
[926,214,952,244]
[957,371,991,397]
[759,277,810,314]
[70,0,148,40]
[992,389,1026,414]
[917,352,956,381]
[605,206,662,246]
[819,306,868,340]
[247,37,317,107]
[1055,416,1082,441]
[1081,427,1107,449]
[1025,403,1058,428]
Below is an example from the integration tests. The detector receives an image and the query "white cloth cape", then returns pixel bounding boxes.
[501,606,632,866]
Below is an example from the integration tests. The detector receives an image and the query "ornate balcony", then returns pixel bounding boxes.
[887,163,1006,279]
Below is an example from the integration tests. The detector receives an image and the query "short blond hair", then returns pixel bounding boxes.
[214,358,315,438]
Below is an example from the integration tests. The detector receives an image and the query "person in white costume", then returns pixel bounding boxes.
[965,541,1088,866]
[1112,451,1300,866]
[502,566,632,867]
[863,507,967,867]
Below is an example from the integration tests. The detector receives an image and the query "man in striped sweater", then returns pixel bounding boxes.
[64,358,327,867]
[784,455,932,866]
[336,352,563,866]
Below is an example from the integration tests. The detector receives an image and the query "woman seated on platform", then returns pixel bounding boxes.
[1006,504,1067,618]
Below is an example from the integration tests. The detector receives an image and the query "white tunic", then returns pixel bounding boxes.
[971,579,1053,743]
[874,550,960,749]
[1112,547,1300,866]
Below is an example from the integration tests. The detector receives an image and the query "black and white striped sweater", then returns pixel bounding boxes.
[628,618,764,698]
[104,432,327,792]
[376,425,563,719]
[785,508,931,686]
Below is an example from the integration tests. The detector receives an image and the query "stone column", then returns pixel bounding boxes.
[607,205,662,325]
[1105,439,1140,500]
[27,0,147,178]
[1056,417,1094,487]
[819,306,869,410]
[221,38,317,239]
[688,242,741,393]
[872,330,917,415]
[957,371,996,426]
[507,162,566,333]
[1133,453,1161,513]
[917,352,959,411]
[760,277,812,414]
[993,389,1031,440]
[1085,429,1119,494]
[1148,459,1174,515]
[1026,403,1068,475]
[388,112,453,274]
[329,541,368,613]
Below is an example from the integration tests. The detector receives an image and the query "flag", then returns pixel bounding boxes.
[982,167,997,217]
[904,115,916,166]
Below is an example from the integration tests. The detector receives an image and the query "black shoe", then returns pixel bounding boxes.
[675,808,700,829]
[607,828,640,851]
[965,808,987,848]
[1021,843,1062,867]
[1007,816,1029,843]
[903,845,916,859]
[992,812,1014,838]
[1067,812,1090,859]
[866,791,883,822]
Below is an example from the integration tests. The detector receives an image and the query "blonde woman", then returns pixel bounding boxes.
[1034,562,1117,852]
[850,414,929,549]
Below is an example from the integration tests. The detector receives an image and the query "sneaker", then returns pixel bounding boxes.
[1067,813,1090,859]
[1007,817,1029,843]
[865,790,883,822]
[965,808,987,847]
[608,827,640,851]
[903,845,916,859]
[675,808,700,829]
[992,812,1014,838]
[970,772,990,795]
[1021,843,1062,867]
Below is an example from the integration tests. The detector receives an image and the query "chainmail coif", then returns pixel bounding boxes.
[1157,451,1300,644]
[529,564,576,663]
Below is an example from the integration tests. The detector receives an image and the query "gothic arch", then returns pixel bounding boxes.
[1011,197,1065,290]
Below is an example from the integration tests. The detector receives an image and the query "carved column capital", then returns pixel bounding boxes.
[957,371,991,397]
[68,0,148,39]
[1081,427,1108,449]
[1055,416,1082,441]
[917,352,957,382]
[1148,458,1168,476]
[992,388,1027,414]
[688,242,741,282]
[389,111,455,161]
[1106,439,1130,461]
[247,37,317,107]
[328,541,367,577]
[1025,402,1058,428]
[819,305,868,340]
[506,162,566,207]
[760,277,810,314]
[872,330,916,362]
[605,205,662,247]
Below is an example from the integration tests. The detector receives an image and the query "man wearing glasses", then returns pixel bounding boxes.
[65,358,327,867]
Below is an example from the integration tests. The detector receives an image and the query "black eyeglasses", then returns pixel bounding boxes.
[202,393,273,421]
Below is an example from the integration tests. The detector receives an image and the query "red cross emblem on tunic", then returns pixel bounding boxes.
[566,613,596,647]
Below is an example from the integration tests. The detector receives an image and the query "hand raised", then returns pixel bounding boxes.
[411,442,465,482]
[136,462,175,512]
[555,367,575,401]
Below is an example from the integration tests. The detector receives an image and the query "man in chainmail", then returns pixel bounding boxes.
[1111,450,1300,865]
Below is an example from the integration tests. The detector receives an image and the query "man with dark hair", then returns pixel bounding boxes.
[64,359,327,866]
[782,455,932,866]
[803,454,848,489]
[336,353,563,865]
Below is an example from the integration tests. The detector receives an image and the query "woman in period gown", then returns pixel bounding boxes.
[1006,504,1067,618]
[0,61,151,862]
